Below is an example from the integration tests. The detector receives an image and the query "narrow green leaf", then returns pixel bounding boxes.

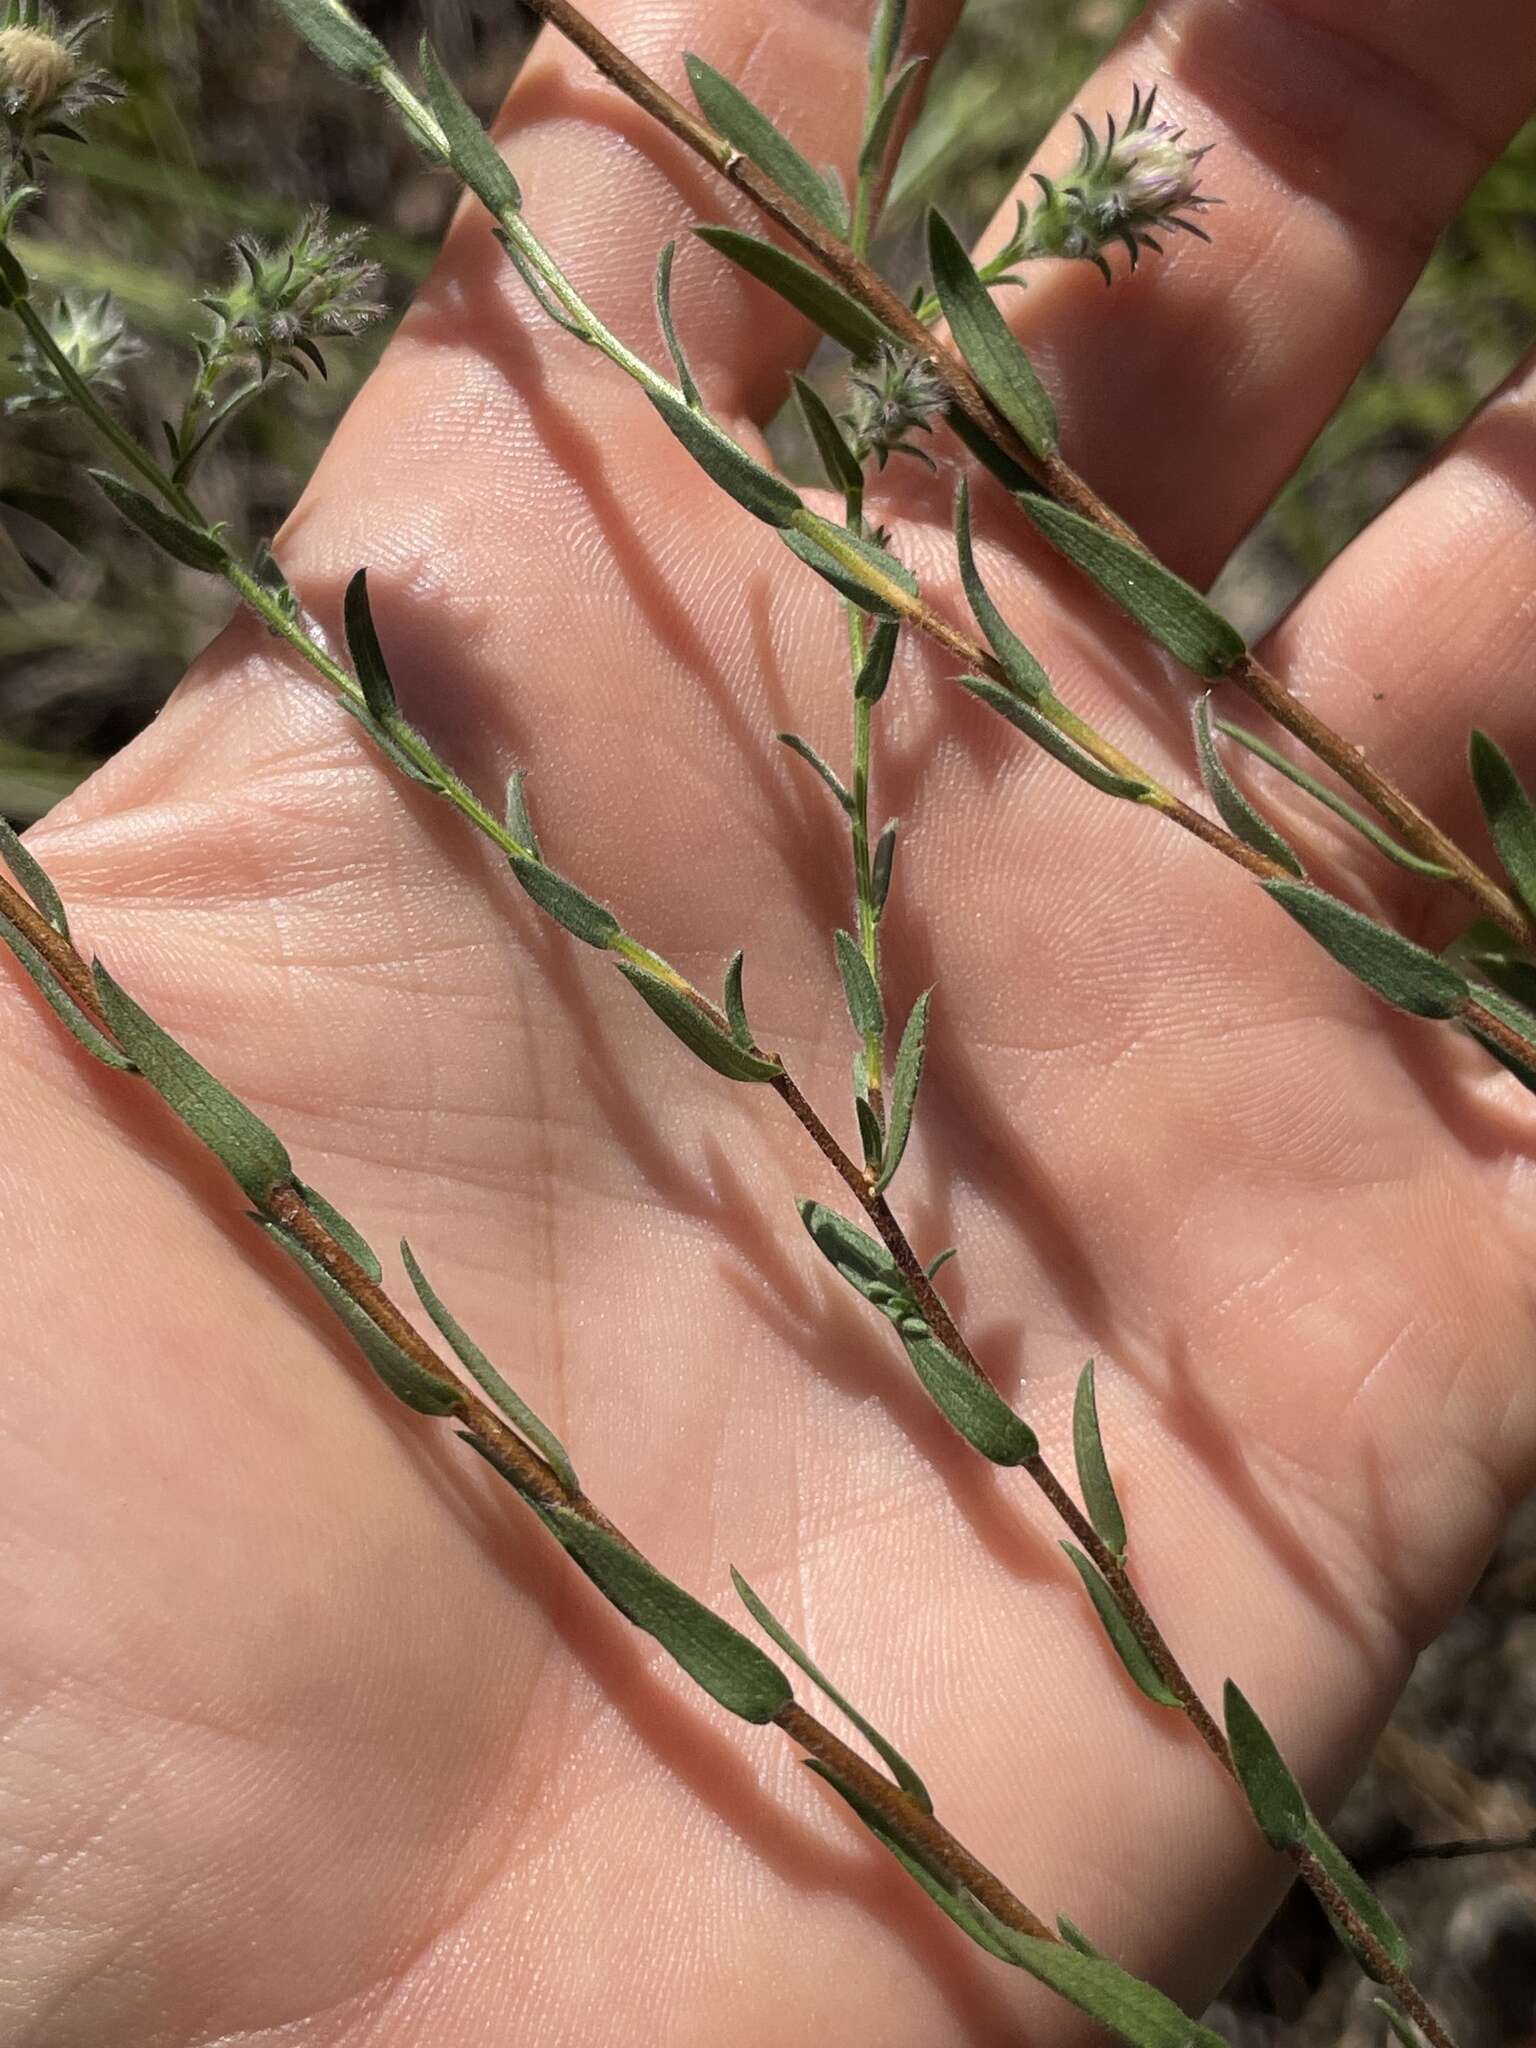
[495,228,591,340]
[652,241,700,408]
[1193,696,1303,876]
[1303,1812,1413,1980]
[859,56,924,178]
[504,769,540,858]
[1375,1999,1425,2047]
[94,964,292,1201]
[871,817,898,915]
[0,813,68,935]
[684,55,847,236]
[293,1182,381,1281]
[647,387,802,526]
[271,0,385,79]
[617,960,782,1082]
[944,401,1037,494]
[925,1246,957,1281]
[1071,1360,1127,1561]
[258,1222,462,1415]
[1466,984,1536,1093]
[0,920,133,1070]
[418,38,519,215]
[401,1240,579,1492]
[953,478,1049,700]
[537,1505,793,1722]
[1470,729,1536,918]
[959,676,1149,800]
[1061,1544,1181,1710]
[1223,1679,1307,1850]
[340,699,436,788]
[1018,497,1245,678]
[507,854,622,950]
[805,1762,1016,1958]
[926,209,1056,459]
[901,1330,1037,1464]
[853,620,899,705]
[0,236,30,306]
[723,950,752,1049]
[1057,1915,1105,1958]
[873,989,929,1196]
[732,1568,932,1810]
[1264,882,1468,1019]
[835,929,885,1038]
[342,566,396,722]
[784,513,917,622]
[695,226,884,359]
[799,1200,907,1311]
[1449,919,1536,1011]
[982,1928,1229,2048]
[855,1094,885,1172]
[91,471,226,573]
[792,374,864,495]
[779,732,852,812]
[1216,719,1452,880]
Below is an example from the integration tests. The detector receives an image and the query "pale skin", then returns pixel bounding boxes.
[4,0,1536,2041]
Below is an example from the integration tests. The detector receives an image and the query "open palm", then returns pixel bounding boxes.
[6,2,1536,2041]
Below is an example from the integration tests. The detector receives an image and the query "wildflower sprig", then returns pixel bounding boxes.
[0,1,117,167]
[520,0,1534,950]
[5,280,137,410]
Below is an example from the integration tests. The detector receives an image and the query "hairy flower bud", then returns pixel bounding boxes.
[5,287,139,412]
[0,24,74,112]
[0,5,118,147]
[842,342,946,470]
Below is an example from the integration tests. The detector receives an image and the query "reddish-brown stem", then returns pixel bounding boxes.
[522,0,1530,947]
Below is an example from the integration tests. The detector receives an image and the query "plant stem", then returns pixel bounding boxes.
[520,0,1529,947]
[0,855,1053,1951]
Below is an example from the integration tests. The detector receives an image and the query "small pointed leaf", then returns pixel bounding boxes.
[684,55,847,235]
[94,964,292,1201]
[723,950,752,1049]
[91,471,226,573]
[856,1092,885,1171]
[926,209,1056,459]
[872,989,929,1196]
[537,1506,793,1722]
[401,1241,579,1491]
[792,374,865,495]
[779,732,852,811]
[1264,882,1468,1019]
[981,1929,1229,2048]
[1223,1679,1307,1849]
[258,1222,462,1415]
[784,514,917,621]
[1072,1360,1127,1561]
[504,769,540,858]
[270,0,388,81]
[1216,719,1451,879]
[733,1569,932,1810]
[954,479,1048,700]
[1193,696,1302,875]
[507,855,622,950]
[835,929,885,1038]
[1061,1544,1181,1709]
[1018,497,1244,677]
[798,1200,905,1308]
[0,815,68,936]
[960,676,1149,800]
[696,226,884,359]
[647,388,802,526]
[1469,729,1536,918]
[854,620,900,705]
[1303,1812,1413,1980]
[901,1330,1037,1465]
[871,817,898,915]
[859,56,924,178]
[418,39,521,214]
[343,567,396,722]
[617,960,782,1081]
[1375,2000,1424,2048]
[653,241,700,408]
[294,1183,381,1281]
[0,921,133,1070]
[1057,1915,1105,1958]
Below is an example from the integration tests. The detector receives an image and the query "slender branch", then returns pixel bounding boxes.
[0,852,1053,1952]
[520,0,1530,946]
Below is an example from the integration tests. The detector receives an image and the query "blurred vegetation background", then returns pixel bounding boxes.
[3,1,1535,2039]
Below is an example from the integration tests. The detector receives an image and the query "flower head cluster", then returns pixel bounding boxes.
[1019,85,1216,283]
[193,208,384,396]
[5,285,139,412]
[841,341,947,469]
[0,4,119,159]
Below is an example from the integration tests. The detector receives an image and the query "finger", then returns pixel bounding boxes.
[972,0,1536,581]
[427,0,963,424]
[1239,346,1536,932]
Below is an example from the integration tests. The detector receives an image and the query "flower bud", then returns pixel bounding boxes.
[0,24,76,114]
